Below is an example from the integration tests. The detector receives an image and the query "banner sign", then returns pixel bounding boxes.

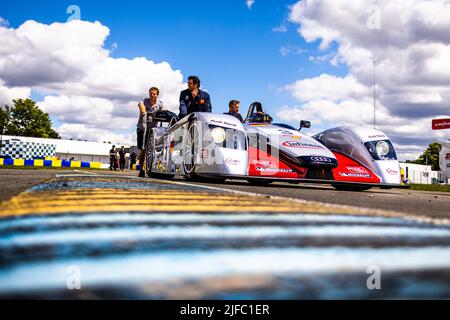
[432,118,450,130]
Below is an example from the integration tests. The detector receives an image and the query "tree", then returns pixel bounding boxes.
[0,107,9,135]
[413,143,441,171]
[0,99,60,139]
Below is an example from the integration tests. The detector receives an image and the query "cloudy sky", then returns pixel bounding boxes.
[0,0,449,160]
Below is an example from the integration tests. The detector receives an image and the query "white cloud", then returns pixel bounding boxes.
[0,19,185,145]
[277,99,386,128]
[272,24,288,32]
[279,45,308,57]
[56,123,135,146]
[282,0,450,160]
[0,80,31,106]
[279,46,290,57]
[39,95,135,130]
[246,0,255,10]
[284,74,369,102]
[0,17,9,27]
[308,51,340,66]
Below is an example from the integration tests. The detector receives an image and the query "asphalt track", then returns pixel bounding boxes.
[0,169,450,299]
[184,178,450,221]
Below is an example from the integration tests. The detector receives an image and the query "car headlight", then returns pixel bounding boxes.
[376,141,390,156]
[211,127,226,144]
[364,140,397,160]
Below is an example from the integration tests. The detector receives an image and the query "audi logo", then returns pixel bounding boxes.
[310,157,332,162]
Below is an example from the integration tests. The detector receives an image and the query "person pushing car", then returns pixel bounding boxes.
[136,86,165,177]
[178,75,212,118]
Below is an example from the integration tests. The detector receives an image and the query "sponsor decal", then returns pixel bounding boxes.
[209,119,237,127]
[277,130,301,140]
[225,158,240,166]
[368,134,387,139]
[282,141,324,149]
[338,172,372,178]
[446,153,450,160]
[253,160,273,167]
[310,156,332,162]
[386,168,399,175]
[256,167,294,173]
[346,166,369,174]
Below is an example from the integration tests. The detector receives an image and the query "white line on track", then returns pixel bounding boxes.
[71,170,98,175]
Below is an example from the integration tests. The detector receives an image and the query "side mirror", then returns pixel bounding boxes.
[299,120,311,131]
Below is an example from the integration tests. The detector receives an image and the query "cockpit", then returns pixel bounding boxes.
[244,102,273,124]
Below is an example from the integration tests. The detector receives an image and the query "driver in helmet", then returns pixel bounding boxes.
[245,101,273,124]
[248,111,273,124]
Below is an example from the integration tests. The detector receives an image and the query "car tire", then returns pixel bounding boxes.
[145,131,155,178]
[146,131,174,180]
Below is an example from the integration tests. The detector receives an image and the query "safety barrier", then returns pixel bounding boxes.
[131,164,142,171]
[0,158,102,169]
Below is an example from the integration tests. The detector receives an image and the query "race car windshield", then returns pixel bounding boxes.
[364,140,398,160]
[208,125,247,150]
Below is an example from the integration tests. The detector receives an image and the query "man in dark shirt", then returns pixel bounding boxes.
[118,146,126,171]
[109,145,117,171]
[224,100,244,122]
[178,75,212,118]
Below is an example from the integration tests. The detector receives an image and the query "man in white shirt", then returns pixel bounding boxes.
[137,87,165,177]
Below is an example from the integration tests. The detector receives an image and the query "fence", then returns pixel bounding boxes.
[404,170,447,184]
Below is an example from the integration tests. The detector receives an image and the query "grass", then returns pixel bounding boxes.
[409,184,450,192]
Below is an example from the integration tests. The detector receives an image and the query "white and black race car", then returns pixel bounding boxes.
[144,102,405,191]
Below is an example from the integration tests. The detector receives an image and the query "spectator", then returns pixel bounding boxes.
[119,146,126,171]
[109,145,117,171]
